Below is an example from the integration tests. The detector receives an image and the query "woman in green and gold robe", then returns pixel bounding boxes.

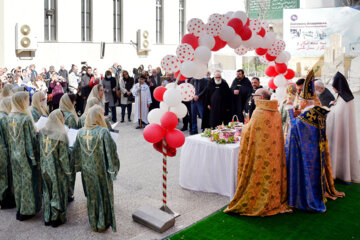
[7,91,41,221]
[72,105,120,232]
[79,97,112,130]
[39,109,71,227]
[0,97,16,209]
[59,93,78,200]
[30,91,48,122]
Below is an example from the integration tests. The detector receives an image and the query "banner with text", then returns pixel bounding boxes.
[283,7,360,57]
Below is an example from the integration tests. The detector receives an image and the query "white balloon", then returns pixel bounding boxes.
[227,35,242,49]
[232,11,248,25]
[219,26,236,42]
[160,101,170,111]
[163,88,182,107]
[148,108,166,124]
[170,103,188,118]
[180,61,198,78]
[193,62,208,79]
[275,51,288,63]
[194,46,211,63]
[274,74,287,87]
[263,32,276,48]
[198,34,215,49]
[165,82,176,89]
[243,34,263,48]
[275,86,287,102]
[224,11,234,24]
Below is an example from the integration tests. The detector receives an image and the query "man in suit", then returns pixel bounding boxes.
[190,77,208,134]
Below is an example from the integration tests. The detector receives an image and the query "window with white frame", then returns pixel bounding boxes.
[156,0,163,44]
[179,0,186,42]
[113,0,122,42]
[44,0,57,41]
[81,0,92,42]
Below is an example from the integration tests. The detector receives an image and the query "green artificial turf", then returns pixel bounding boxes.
[168,183,360,240]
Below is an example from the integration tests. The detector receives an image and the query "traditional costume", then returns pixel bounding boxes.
[39,109,71,227]
[7,92,41,220]
[286,70,344,212]
[0,97,16,209]
[131,82,152,125]
[326,72,360,183]
[30,91,48,122]
[59,93,78,199]
[84,84,105,113]
[72,105,120,232]
[224,99,289,216]
[79,98,111,130]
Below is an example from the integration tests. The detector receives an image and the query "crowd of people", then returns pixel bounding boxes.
[0,61,359,232]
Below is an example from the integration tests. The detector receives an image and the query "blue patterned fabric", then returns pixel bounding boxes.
[285,107,328,212]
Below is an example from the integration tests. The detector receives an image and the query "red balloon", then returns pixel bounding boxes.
[255,48,267,56]
[212,36,227,51]
[165,129,185,148]
[153,141,177,157]
[143,124,165,143]
[239,26,252,41]
[174,70,187,81]
[181,33,199,50]
[257,27,266,37]
[284,69,295,80]
[275,63,287,74]
[265,66,277,77]
[265,53,277,61]
[268,78,278,90]
[153,86,167,102]
[160,112,178,130]
[227,18,243,36]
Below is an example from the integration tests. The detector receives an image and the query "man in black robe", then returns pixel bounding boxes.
[315,80,335,107]
[245,77,263,119]
[203,71,231,128]
[230,69,253,122]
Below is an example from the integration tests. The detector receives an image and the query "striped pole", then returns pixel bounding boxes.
[162,138,168,207]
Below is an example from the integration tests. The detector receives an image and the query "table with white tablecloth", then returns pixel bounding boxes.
[179,134,240,200]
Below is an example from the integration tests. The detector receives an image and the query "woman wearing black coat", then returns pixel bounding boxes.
[102,70,118,122]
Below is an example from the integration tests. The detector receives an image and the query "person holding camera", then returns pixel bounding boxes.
[118,70,134,123]
[50,72,66,110]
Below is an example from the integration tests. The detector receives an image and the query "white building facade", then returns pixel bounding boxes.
[0,0,342,74]
[0,0,247,74]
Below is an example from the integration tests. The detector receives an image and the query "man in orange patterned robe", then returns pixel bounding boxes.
[225,89,289,216]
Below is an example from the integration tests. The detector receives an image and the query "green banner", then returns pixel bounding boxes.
[247,0,300,20]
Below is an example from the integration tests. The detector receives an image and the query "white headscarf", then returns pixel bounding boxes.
[81,97,101,119]
[40,109,68,143]
[87,84,105,106]
[11,91,35,125]
[31,91,49,116]
[0,97,12,114]
[59,93,79,124]
[85,105,108,130]
[0,84,14,98]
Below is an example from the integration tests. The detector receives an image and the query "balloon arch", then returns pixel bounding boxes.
[143,10,295,213]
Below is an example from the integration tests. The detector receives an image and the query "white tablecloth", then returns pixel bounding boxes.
[179,134,240,200]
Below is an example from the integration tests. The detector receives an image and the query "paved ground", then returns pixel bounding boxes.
[1,91,359,240]
[0,116,229,240]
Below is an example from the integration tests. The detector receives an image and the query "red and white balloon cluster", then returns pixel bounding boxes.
[143,82,195,156]
[160,10,295,100]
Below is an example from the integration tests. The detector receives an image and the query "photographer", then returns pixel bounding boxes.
[49,72,66,110]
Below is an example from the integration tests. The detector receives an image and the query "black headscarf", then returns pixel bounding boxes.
[332,72,354,102]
